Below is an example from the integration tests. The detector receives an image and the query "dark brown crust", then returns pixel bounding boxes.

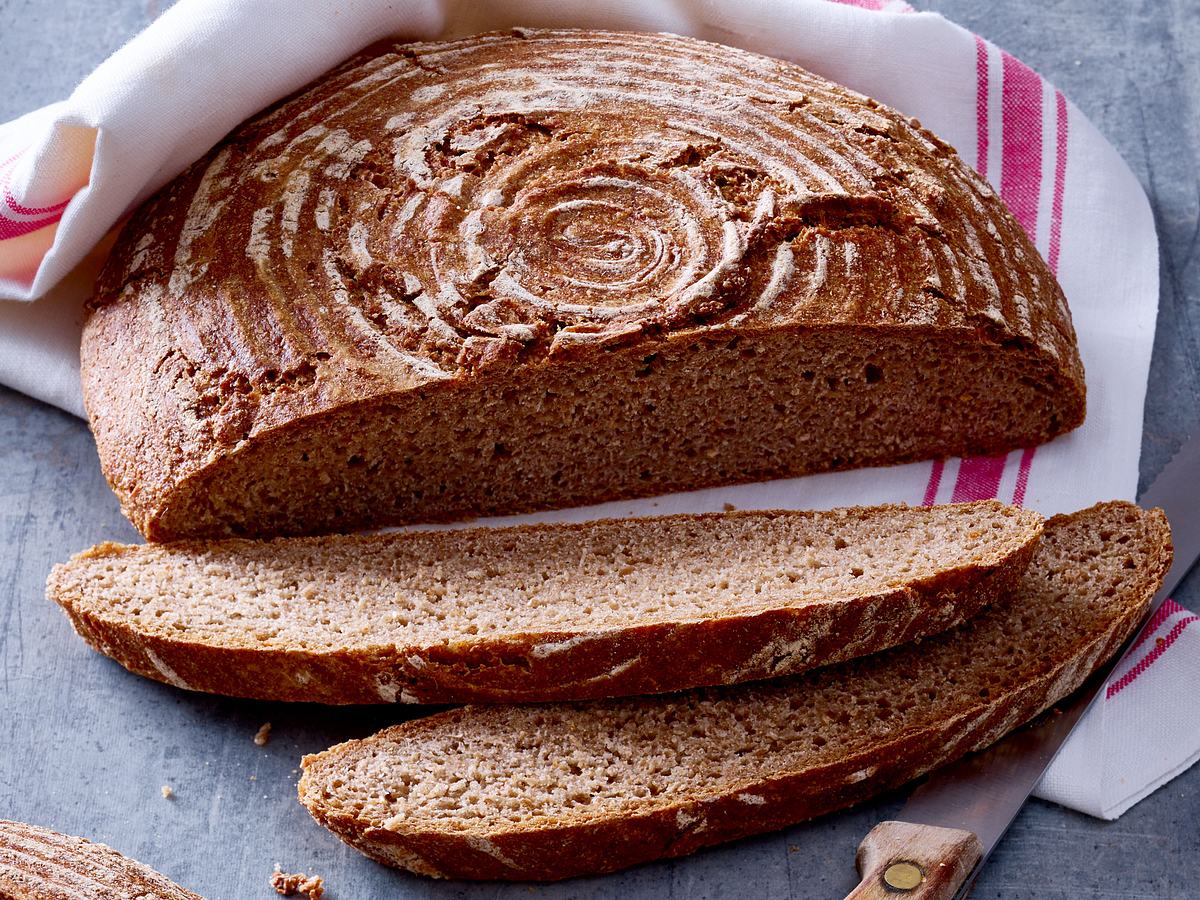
[297,503,1171,881]
[46,504,1041,704]
[80,29,1086,541]
[0,820,202,899]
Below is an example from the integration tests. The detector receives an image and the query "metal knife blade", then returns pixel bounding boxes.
[868,435,1200,898]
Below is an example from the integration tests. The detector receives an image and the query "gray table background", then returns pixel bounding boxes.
[1,1,1197,897]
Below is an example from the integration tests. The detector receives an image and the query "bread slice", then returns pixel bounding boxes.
[48,502,1040,704]
[298,501,1170,881]
[0,820,202,899]
[82,29,1085,542]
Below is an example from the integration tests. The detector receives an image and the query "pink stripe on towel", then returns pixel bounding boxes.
[1108,612,1200,700]
[0,147,69,239]
[949,454,1008,502]
[1047,89,1069,274]
[999,50,1044,239]
[974,36,989,179]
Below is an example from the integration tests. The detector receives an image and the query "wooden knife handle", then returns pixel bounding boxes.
[845,821,983,900]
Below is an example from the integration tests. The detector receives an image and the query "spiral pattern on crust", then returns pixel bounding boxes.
[100,29,1073,386]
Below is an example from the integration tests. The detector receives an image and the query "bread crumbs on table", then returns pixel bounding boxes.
[160,785,173,799]
[271,866,324,899]
[254,722,272,746]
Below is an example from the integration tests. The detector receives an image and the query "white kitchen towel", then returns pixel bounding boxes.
[0,0,1187,821]
[1038,599,1200,818]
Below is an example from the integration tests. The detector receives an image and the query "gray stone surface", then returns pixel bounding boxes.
[0,1,1197,897]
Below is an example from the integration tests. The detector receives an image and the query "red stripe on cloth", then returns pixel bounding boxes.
[825,0,908,9]
[1009,88,1067,495]
[0,146,69,239]
[974,36,989,179]
[4,187,70,218]
[999,51,1044,239]
[1107,613,1200,699]
[1047,89,1069,274]
[1128,599,1186,655]
[1010,447,1036,506]
[0,216,58,240]
[922,459,945,506]
[950,454,1007,502]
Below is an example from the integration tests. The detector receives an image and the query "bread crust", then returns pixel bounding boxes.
[47,504,1040,704]
[306,627,1115,882]
[81,29,1086,541]
[0,820,202,899]
[297,503,1170,881]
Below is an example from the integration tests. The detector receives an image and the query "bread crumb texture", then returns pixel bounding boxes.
[49,502,1041,702]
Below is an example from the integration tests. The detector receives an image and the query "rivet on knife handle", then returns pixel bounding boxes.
[845,821,983,899]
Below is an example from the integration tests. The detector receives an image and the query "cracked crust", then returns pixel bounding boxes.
[298,502,1170,881]
[83,29,1085,540]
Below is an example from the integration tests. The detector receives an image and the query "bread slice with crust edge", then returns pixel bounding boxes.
[48,501,1041,704]
[297,501,1170,881]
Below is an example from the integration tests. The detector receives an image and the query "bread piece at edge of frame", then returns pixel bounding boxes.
[0,820,203,900]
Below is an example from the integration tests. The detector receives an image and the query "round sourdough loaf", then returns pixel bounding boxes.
[83,29,1086,540]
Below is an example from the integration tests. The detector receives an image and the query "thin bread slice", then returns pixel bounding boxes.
[48,502,1040,704]
[298,501,1170,881]
[0,820,202,899]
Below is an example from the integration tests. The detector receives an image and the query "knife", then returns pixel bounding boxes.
[845,435,1200,900]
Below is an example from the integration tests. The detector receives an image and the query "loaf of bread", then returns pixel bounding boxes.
[298,502,1169,881]
[0,820,202,899]
[47,501,1040,704]
[84,29,1085,541]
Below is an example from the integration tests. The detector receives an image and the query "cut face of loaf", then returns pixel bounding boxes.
[49,502,1039,704]
[82,29,1086,541]
[299,501,1170,881]
[0,820,203,899]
